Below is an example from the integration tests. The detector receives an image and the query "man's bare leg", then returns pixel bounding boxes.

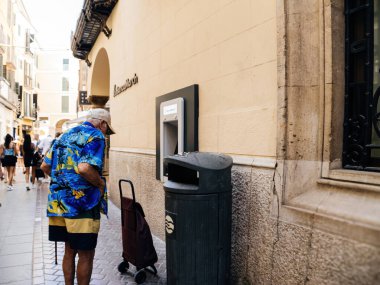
[77,249,95,285]
[63,243,77,285]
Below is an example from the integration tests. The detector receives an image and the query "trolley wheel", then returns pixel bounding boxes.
[135,270,147,284]
[117,261,129,273]
[145,265,157,275]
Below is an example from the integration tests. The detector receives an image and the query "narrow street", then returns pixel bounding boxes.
[0,168,167,285]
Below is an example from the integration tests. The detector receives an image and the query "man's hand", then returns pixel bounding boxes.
[99,178,106,197]
[77,163,105,197]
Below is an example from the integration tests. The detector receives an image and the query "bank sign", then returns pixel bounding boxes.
[113,74,138,97]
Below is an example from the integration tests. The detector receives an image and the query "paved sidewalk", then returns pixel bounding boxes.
[0,168,167,284]
[0,170,36,284]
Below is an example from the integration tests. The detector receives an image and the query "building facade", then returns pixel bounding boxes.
[0,0,19,140]
[0,0,40,140]
[72,0,380,284]
[35,50,79,137]
[13,0,38,136]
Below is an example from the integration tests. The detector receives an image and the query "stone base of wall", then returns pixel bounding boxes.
[109,150,380,284]
[109,150,166,240]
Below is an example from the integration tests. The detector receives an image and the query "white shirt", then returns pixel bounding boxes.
[39,136,53,155]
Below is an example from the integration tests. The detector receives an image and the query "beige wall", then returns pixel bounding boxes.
[36,50,78,136]
[82,0,380,284]
[88,0,277,158]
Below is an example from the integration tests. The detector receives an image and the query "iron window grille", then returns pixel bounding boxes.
[343,0,380,171]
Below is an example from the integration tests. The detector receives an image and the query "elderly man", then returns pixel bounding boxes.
[41,108,115,285]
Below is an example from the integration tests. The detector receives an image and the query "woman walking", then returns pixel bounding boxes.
[22,134,37,191]
[0,134,18,190]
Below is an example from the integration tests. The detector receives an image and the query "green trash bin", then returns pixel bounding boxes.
[164,152,233,285]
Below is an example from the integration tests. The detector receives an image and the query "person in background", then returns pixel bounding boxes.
[41,108,115,285]
[38,134,53,156]
[0,154,4,181]
[42,132,62,183]
[51,132,62,147]
[0,134,18,190]
[1,160,7,183]
[22,134,37,191]
[32,134,41,154]
[13,136,24,173]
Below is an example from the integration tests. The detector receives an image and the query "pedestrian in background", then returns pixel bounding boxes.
[51,132,62,147]
[0,156,4,181]
[41,108,115,285]
[0,134,18,190]
[22,134,37,191]
[38,134,53,156]
[32,134,41,154]
[13,136,23,168]
[39,134,55,182]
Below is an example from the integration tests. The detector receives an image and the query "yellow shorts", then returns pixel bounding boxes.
[48,205,100,250]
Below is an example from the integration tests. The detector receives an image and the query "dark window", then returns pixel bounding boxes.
[32,93,38,118]
[344,0,380,171]
[3,65,7,80]
[0,55,3,77]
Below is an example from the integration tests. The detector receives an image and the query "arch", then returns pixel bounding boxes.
[55,119,69,133]
[90,48,110,98]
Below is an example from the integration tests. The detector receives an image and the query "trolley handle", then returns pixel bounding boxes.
[118,179,138,228]
[118,179,136,204]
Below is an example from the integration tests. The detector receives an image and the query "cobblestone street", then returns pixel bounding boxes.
[0,169,167,284]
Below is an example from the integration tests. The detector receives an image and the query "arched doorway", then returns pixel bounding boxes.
[90,48,110,107]
[90,48,111,174]
[55,119,69,133]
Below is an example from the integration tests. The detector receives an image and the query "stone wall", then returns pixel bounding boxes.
[109,150,165,239]
[109,151,380,284]
[109,149,380,284]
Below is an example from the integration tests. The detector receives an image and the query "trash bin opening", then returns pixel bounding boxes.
[167,163,199,185]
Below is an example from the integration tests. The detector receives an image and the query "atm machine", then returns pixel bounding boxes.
[156,85,198,181]
[160,98,184,181]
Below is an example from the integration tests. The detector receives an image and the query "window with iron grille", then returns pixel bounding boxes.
[344,0,380,171]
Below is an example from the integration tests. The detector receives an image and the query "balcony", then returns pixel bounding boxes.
[24,75,33,89]
[0,30,5,54]
[71,0,118,62]
[0,77,10,100]
[0,77,17,111]
[6,48,17,70]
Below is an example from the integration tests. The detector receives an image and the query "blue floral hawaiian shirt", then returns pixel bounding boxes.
[44,121,107,218]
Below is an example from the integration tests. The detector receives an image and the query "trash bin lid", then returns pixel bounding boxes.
[164,152,233,194]
[164,152,233,171]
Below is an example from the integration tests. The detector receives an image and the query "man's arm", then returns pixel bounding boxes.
[78,163,105,196]
[41,161,51,176]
